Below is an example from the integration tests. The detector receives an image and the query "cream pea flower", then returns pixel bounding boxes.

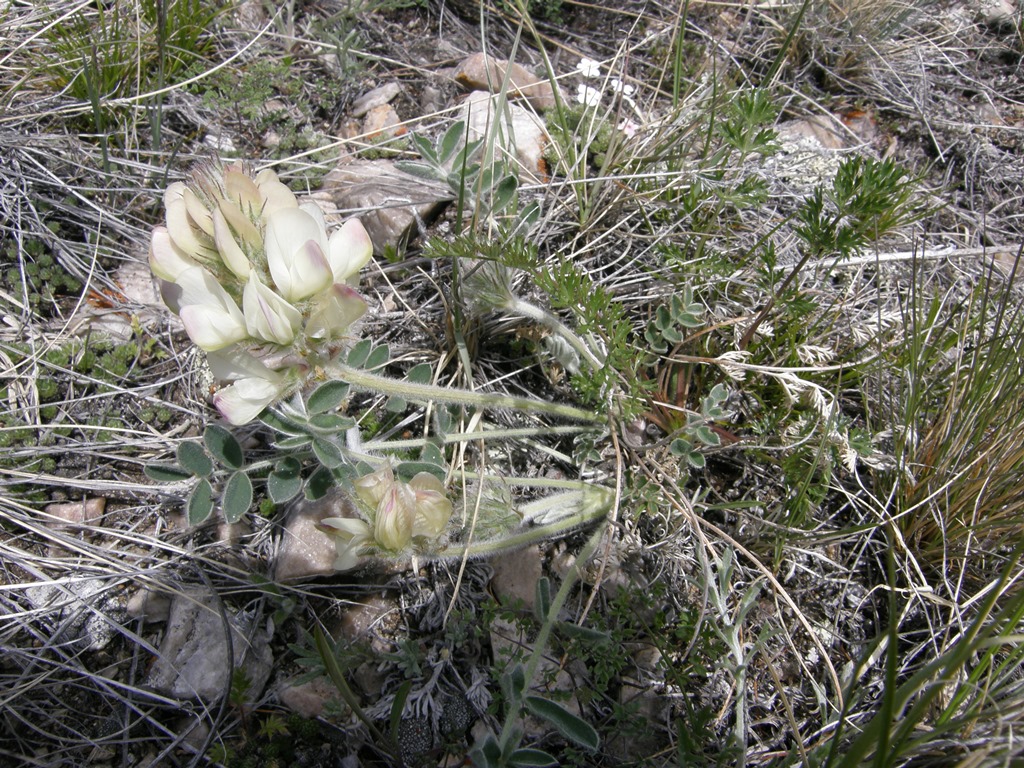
[264,206,334,302]
[320,463,453,569]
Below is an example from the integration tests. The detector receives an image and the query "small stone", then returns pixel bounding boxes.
[25,578,125,651]
[606,680,668,759]
[351,82,402,117]
[263,129,282,149]
[633,643,663,677]
[361,104,404,141]
[203,131,235,153]
[419,85,445,116]
[233,0,266,31]
[973,0,1017,28]
[43,497,106,530]
[147,588,273,703]
[126,588,172,623]
[336,594,400,655]
[777,117,846,150]
[462,91,549,181]
[216,519,251,546]
[263,98,288,116]
[274,488,358,581]
[352,660,387,701]
[278,675,339,718]
[323,160,452,255]
[176,718,211,755]
[454,52,560,111]
[489,545,542,610]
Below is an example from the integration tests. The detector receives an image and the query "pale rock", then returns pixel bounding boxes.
[777,116,846,150]
[322,160,452,255]
[176,719,211,756]
[419,84,445,116]
[352,660,387,701]
[361,104,404,140]
[336,594,400,655]
[462,91,549,181]
[263,128,282,149]
[127,588,173,623]
[976,102,1005,125]
[632,643,663,677]
[203,131,235,153]
[43,497,106,530]
[113,257,164,307]
[233,0,266,31]
[84,259,168,339]
[352,82,402,117]
[148,587,273,703]
[454,52,560,112]
[274,488,358,581]
[606,644,670,758]
[25,578,126,651]
[606,678,669,759]
[216,518,251,546]
[972,0,1017,28]
[278,675,339,718]
[489,544,542,610]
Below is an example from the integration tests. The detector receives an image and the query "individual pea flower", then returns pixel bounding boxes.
[149,163,375,425]
[320,463,453,571]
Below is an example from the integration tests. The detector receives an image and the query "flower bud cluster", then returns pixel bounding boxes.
[149,163,373,424]
[319,463,453,571]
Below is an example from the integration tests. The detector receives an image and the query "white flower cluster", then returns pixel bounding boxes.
[149,163,373,424]
[574,57,642,134]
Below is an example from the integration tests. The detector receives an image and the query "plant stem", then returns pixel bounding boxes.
[496,523,606,753]
[510,298,605,370]
[327,361,603,423]
[434,487,611,562]
[738,246,821,350]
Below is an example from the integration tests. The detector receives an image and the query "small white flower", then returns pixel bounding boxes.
[213,375,286,426]
[409,473,452,538]
[318,517,372,572]
[264,207,334,302]
[328,219,374,284]
[374,483,416,552]
[305,284,367,342]
[576,84,602,107]
[212,208,251,279]
[149,164,376,426]
[242,273,302,346]
[618,119,639,139]
[610,78,636,96]
[207,347,289,425]
[164,183,217,263]
[173,267,248,351]
[352,464,453,555]
[254,169,299,218]
[148,227,199,282]
[577,57,601,79]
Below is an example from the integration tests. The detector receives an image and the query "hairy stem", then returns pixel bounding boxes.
[509,298,605,370]
[328,361,603,423]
